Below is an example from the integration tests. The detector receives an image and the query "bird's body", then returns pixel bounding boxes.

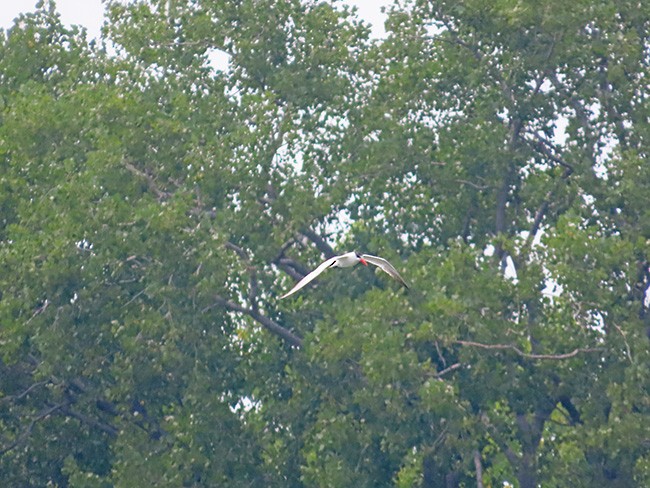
[280,251,408,299]
[328,251,364,268]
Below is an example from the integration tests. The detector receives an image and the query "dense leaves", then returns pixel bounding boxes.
[1,0,649,486]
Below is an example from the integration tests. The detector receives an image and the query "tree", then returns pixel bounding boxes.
[0,0,648,486]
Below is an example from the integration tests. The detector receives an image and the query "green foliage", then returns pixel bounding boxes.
[1,0,649,486]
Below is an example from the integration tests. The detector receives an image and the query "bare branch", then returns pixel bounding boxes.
[277,257,311,278]
[224,241,250,261]
[474,450,485,488]
[456,179,489,190]
[224,242,262,312]
[273,228,335,283]
[276,261,306,282]
[612,323,632,363]
[558,396,583,425]
[208,295,303,347]
[435,362,461,378]
[524,199,549,247]
[526,133,575,174]
[0,380,51,405]
[494,165,516,268]
[300,229,336,259]
[455,340,602,360]
[495,170,511,238]
[434,341,447,368]
[271,238,307,281]
[249,270,260,313]
[59,405,119,438]
[480,412,521,467]
[0,401,69,455]
[518,151,573,257]
[124,162,171,200]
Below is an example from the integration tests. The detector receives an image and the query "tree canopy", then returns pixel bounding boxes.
[0,0,648,486]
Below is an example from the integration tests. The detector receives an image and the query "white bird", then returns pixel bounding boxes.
[280,251,408,299]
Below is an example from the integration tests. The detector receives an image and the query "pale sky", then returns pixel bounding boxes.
[0,0,391,39]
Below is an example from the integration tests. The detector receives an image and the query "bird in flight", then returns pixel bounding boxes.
[280,251,408,299]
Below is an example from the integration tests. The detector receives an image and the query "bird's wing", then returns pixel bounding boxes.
[280,256,338,299]
[361,254,409,289]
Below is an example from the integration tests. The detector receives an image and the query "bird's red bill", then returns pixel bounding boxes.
[359,257,368,266]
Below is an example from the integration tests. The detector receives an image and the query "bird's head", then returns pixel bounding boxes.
[355,252,368,266]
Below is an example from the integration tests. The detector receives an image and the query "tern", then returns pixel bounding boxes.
[280,251,408,299]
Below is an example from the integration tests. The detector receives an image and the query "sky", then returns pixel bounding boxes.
[0,0,392,39]
[0,0,106,37]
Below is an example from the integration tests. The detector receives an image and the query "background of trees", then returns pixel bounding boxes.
[1,0,648,486]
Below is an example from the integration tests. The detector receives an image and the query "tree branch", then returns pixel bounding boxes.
[271,238,310,281]
[526,132,575,174]
[224,242,261,312]
[275,261,306,282]
[300,229,336,259]
[277,257,311,278]
[273,229,335,280]
[456,179,489,190]
[59,404,119,437]
[480,411,523,474]
[208,295,303,347]
[455,340,602,360]
[224,241,249,261]
[124,162,171,201]
[272,228,336,290]
[474,450,485,488]
[512,129,577,265]
[0,380,51,405]
[525,199,549,244]
[435,362,461,378]
[273,237,297,262]
[558,396,583,425]
[495,164,516,268]
[434,341,447,368]
[612,322,632,363]
[0,401,70,455]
